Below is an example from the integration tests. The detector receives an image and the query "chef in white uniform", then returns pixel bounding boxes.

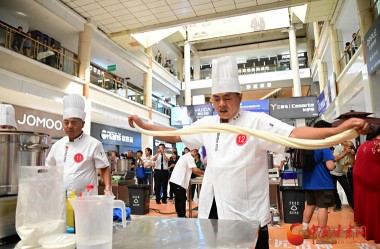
[128,56,368,248]
[0,104,18,131]
[46,94,112,196]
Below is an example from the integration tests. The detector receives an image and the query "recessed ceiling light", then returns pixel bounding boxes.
[16,11,27,16]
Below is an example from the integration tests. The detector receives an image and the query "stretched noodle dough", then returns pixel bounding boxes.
[133,123,358,150]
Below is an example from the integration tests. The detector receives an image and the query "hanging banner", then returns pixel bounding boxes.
[365,14,380,75]
[240,100,269,114]
[171,104,213,128]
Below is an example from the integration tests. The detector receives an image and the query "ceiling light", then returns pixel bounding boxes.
[16,11,27,16]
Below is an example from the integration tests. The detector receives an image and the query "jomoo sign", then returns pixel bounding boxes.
[13,104,66,138]
[269,96,318,119]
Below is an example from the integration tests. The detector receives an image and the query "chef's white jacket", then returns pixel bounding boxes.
[46,133,110,195]
[169,153,197,189]
[181,110,294,226]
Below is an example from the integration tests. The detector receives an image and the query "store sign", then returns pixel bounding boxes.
[100,130,133,143]
[91,122,141,147]
[365,14,380,75]
[12,104,65,139]
[269,96,318,119]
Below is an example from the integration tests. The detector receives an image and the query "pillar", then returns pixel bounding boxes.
[177,56,183,82]
[78,23,92,99]
[306,38,314,68]
[313,22,321,48]
[184,41,191,105]
[328,23,343,78]
[318,61,328,92]
[193,53,200,80]
[78,22,93,134]
[144,47,153,109]
[288,24,302,97]
[356,0,373,45]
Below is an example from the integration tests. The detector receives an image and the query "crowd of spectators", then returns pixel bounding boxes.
[343,32,361,63]
[109,145,206,203]
[155,50,177,76]
[1,21,77,75]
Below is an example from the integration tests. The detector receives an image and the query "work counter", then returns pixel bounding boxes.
[1,216,259,249]
[113,216,260,249]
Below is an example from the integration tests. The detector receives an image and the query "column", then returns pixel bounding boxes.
[177,56,183,82]
[78,23,92,98]
[78,22,93,134]
[318,62,328,92]
[328,23,343,78]
[356,0,373,44]
[356,0,376,115]
[313,22,321,47]
[144,47,153,109]
[193,53,200,80]
[306,38,314,68]
[184,41,191,105]
[288,24,302,97]
[142,47,154,151]
[313,22,327,93]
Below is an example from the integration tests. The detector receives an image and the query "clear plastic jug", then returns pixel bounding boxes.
[70,195,126,249]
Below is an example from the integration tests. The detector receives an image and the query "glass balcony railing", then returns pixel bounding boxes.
[89,63,173,115]
[0,21,79,76]
[339,30,361,70]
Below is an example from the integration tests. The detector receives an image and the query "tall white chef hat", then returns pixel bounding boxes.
[63,94,86,120]
[0,104,17,129]
[211,56,242,95]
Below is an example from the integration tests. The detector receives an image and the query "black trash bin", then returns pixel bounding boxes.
[128,184,150,215]
[280,186,305,223]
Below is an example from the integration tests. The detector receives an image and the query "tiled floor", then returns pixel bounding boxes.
[140,197,379,249]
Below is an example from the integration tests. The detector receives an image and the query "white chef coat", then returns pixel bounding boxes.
[169,153,197,189]
[45,133,110,195]
[181,110,294,226]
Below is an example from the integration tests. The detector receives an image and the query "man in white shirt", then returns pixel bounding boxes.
[46,94,112,196]
[152,143,169,204]
[169,149,204,217]
[128,56,368,248]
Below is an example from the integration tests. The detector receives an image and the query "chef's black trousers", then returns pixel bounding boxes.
[208,198,269,249]
[154,169,168,202]
[171,182,187,217]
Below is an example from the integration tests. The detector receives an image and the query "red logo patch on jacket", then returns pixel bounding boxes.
[236,134,247,146]
[74,153,84,163]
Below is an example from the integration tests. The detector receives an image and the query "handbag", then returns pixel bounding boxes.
[136,166,145,179]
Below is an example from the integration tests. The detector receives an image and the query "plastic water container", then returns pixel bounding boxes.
[70,195,126,249]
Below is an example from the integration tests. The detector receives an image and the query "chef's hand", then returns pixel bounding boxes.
[128,115,144,129]
[338,118,369,135]
[104,185,114,196]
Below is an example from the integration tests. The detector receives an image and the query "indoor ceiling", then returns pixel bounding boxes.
[0,0,340,101]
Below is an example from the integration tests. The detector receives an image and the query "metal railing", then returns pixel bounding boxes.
[0,22,79,76]
[339,30,361,70]
[89,63,173,115]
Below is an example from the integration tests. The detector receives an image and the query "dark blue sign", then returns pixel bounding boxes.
[317,91,327,116]
[91,122,141,148]
[240,100,269,114]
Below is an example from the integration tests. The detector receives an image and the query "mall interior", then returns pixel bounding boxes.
[1,0,380,248]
